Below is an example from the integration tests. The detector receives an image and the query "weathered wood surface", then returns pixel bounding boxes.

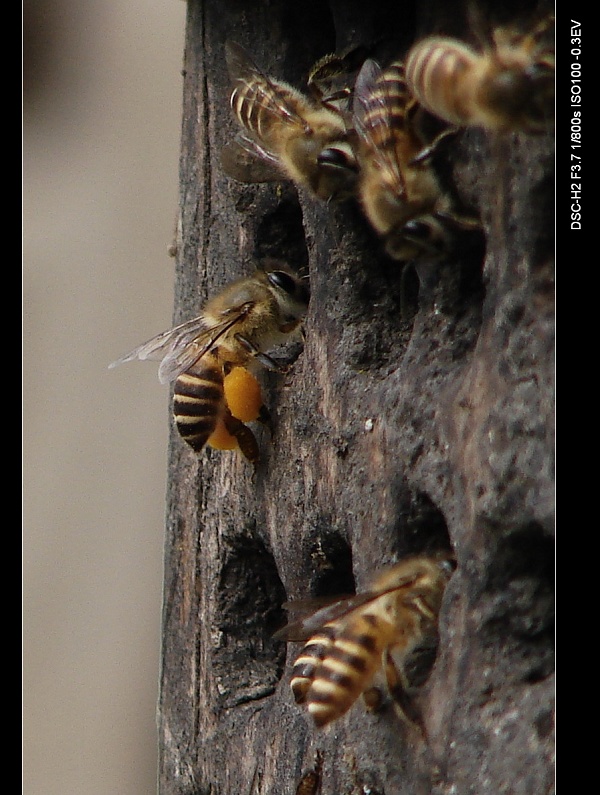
[158,1,555,793]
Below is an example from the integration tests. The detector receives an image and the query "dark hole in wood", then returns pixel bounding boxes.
[215,531,288,708]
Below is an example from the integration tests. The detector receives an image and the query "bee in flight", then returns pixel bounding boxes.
[275,553,454,728]
[352,58,475,262]
[221,41,359,202]
[404,15,555,134]
[110,268,309,464]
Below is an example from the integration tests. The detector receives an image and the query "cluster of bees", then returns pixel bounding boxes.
[110,13,554,749]
[222,14,554,259]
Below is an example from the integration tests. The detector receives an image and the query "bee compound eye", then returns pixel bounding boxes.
[403,219,432,240]
[439,557,457,576]
[267,270,297,295]
[317,146,356,170]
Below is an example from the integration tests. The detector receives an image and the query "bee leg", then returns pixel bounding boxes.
[233,333,286,372]
[384,650,425,734]
[317,87,352,113]
[257,404,274,437]
[500,11,555,51]
[222,407,260,466]
[433,208,482,232]
[409,126,460,166]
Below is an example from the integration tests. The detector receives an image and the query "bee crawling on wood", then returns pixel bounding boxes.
[275,553,455,728]
[222,41,359,202]
[110,267,309,464]
[353,57,479,262]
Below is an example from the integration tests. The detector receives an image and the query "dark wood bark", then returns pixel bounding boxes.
[158,1,555,793]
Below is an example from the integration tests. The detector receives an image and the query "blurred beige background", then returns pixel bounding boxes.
[23,2,187,793]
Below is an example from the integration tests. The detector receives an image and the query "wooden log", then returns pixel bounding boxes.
[158,1,555,792]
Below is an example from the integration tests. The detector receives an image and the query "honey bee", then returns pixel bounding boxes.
[221,41,359,202]
[109,268,309,463]
[404,16,555,133]
[353,58,471,261]
[275,554,454,728]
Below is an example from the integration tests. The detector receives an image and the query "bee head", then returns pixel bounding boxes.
[315,143,359,201]
[386,216,451,262]
[266,269,310,317]
[485,58,554,131]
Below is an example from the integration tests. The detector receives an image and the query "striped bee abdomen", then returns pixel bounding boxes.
[405,38,477,127]
[290,624,336,705]
[172,358,224,453]
[303,613,395,728]
[230,77,307,150]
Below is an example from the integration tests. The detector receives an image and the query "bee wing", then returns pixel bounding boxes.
[109,315,208,371]
[225,40,266,84]
[220,135,284,184]
[274,591,383,642]
[353,58,406,192]
[109,306,251,384]
[352,58,384,139]
[274,563,443,642]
